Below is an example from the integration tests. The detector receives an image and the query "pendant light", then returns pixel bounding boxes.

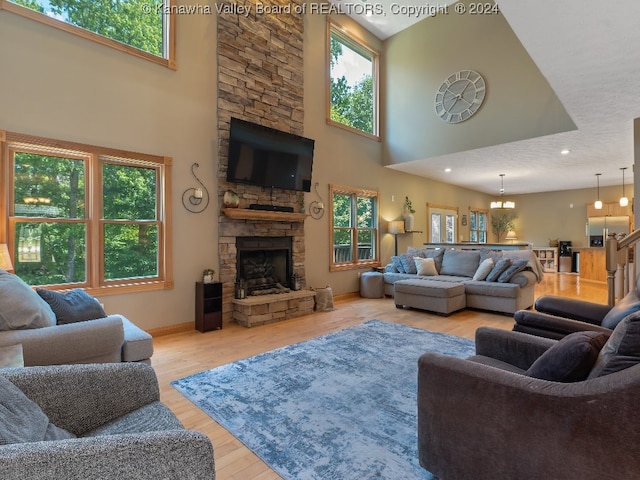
[620,167,629,207]
[490,174,515,209]
[594,173,603,210]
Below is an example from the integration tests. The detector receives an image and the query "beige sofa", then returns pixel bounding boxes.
[384,247,545,315]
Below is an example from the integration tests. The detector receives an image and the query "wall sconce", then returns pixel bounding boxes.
[388,220,405,256]
[309,182,325,219]
[182,163,210,214]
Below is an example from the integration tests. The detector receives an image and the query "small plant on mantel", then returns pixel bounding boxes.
[404,196,415,214]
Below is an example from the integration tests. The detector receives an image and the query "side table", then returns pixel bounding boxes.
[0,344,24,368]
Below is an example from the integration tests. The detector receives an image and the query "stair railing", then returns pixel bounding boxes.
[605,228,640,305]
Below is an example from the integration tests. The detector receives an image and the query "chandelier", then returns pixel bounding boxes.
[490,174,515,209]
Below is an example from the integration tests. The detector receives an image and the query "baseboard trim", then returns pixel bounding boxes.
[148,322,193,337]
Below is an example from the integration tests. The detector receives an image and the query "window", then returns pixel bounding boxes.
[330,184,379,271]
[1,0,176,69]
[470,209,488,243]
[1,130,173,294]
[328,22,379,139]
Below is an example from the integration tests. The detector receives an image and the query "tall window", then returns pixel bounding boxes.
[330,184,379,271]
[1,130,172,294]
[470,209,488,243]
[1,0,176,68]
[328,22,379,139]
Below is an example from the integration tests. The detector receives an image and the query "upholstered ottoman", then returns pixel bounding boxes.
[394,279,466,315]
[360,271,384,298]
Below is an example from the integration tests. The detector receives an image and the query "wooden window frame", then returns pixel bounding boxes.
[0,130,173,295]
[0,0,177,70]
[330,184,380,272]
[326,20,380,141]
[469,208,489,244]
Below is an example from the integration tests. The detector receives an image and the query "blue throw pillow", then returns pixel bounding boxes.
[391,256,405,274]
[399,253,418,274]
[498,259,529,283]
[485,258,511,282]
[36,288,107,325]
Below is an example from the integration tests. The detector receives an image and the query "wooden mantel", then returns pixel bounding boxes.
[222,208,309,222]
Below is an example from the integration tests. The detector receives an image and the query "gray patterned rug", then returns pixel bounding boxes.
[172,319,475,480]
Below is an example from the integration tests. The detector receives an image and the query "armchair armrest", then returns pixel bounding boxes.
[534,295,612,324]
[513,310,613,340]
[0,316,124,366]
[1,363,159,435]
[0,430,215,480]
[418,354,640,480]
[474,327,556,370]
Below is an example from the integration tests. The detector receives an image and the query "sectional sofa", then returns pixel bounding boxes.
[384,246,545,314]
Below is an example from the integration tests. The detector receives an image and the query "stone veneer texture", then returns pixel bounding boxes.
[217,0,307,323]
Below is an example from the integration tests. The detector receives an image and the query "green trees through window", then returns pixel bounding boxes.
[329,25,378,137]
[4,131,171,292]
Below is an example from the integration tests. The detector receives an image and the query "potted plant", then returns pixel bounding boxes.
[202,268,215,284]
[491,212,517,243]
[404,196,416,232]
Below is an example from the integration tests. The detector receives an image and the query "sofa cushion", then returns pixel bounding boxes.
[0,270,56,331]
[473,258,494,281]
[485,258,512,282]
[36,288,107,325]
[423,249,445,273]
[440,250,480,278]
[600,289,640,330]
[0,375,75,444]
[526,331,608,382]
[588,311,640,378]
[414,257,438,276]
[498,259,529,283]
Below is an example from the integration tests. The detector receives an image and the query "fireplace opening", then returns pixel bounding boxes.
[236,237,293,295]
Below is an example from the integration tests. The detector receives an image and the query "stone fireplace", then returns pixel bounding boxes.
[216,0,307,326]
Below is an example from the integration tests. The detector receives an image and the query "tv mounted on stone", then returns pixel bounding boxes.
[226,117,314,192]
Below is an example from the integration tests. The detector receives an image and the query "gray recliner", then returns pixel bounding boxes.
[418,327,640,480]
[0,363,215,479]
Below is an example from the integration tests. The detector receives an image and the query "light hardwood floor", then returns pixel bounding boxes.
[152,273,607,480]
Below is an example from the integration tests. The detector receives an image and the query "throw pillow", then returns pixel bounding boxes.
[414,257,438,276]
[497,259,530,283]
[473,258,494,281]
[485,258,512,282]
[526,331,609,382]
[0,375,76,444]
[0,270,56,331]
[588,311,640,379]
[440,249,481,278]
[36,289,107,325]
[407,246,426,259]
[600,290,640,330]
[391,256,405,274]
[399,253,418,275]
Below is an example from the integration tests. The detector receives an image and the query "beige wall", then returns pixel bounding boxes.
[0,10,219,331]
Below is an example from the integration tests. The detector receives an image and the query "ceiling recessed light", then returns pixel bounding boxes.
[444,168,452,173]
[561,149,570,155]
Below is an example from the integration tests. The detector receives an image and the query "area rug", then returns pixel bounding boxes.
[172,320,475,480]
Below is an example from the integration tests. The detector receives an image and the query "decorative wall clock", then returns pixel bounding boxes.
[434,70,486,123]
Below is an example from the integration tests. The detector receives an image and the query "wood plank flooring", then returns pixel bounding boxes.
[152,273,607,480]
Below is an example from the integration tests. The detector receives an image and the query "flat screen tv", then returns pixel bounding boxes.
[226,117,315,192]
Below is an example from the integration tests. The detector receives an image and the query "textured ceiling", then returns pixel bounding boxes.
[334,0,640,195]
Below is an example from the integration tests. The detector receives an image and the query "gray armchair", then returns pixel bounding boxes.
[418,327,640,480]
[0,363,215,479]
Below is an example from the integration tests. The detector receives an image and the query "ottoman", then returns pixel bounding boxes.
[360,271,384,298]
[394,279,466,315]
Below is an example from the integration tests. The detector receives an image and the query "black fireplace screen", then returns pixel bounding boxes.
[236,237,292,295]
